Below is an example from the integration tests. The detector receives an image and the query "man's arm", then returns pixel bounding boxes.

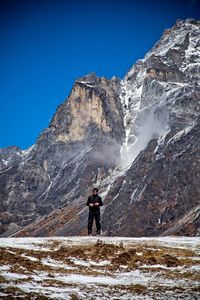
[86,196,90,206]
[98,196,103,206]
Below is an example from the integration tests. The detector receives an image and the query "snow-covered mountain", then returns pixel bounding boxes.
[0,19,200,237]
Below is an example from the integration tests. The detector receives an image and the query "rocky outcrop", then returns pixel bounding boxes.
[49,73,123,142]
[0,19,200,237]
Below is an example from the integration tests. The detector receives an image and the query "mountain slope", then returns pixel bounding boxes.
[0,18,200,237]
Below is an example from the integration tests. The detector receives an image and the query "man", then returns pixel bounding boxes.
[86,188,103,236]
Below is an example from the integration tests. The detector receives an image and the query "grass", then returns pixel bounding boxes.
[0,238,199,299]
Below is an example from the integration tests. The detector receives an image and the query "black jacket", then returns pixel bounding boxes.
[86,194,103,211]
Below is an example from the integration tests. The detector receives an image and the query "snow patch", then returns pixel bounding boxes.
[1,271,29,280]
[21,145,35,156]
[21,254,38,262]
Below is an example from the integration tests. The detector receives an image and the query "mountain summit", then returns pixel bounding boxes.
[1,19,200,237]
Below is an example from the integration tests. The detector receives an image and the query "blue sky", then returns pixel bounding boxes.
[0,0,200,149]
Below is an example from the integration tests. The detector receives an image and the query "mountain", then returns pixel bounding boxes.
[0,18,200,237]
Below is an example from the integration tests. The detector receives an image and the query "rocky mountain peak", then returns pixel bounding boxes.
[119,18,200,169]
[75,72,99,85]
[48,71,124,144]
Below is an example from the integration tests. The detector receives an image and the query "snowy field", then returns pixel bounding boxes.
[0,236,200,299]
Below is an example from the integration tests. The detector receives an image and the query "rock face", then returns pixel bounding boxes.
[0,19,200,237]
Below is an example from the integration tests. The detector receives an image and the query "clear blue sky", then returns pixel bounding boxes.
[0,0,200,149]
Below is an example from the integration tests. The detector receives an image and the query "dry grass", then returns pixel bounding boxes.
[0,238,200,299]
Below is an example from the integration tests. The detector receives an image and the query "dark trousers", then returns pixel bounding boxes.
[88,210,101,235]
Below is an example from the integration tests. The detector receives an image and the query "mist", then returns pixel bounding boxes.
[120,104,169,169]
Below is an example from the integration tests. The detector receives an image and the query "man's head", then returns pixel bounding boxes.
[92,188,98,195]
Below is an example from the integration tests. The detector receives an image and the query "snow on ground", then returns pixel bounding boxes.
[0,236,200,299]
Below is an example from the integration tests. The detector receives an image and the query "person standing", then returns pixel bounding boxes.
[86,188,103,236]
